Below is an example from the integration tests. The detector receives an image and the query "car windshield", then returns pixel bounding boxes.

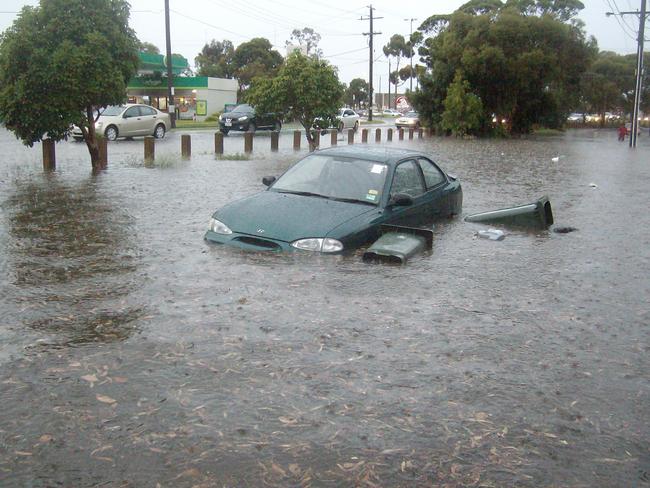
[405,112,418,117]
[101,106,126,116]
[272,154,388,205]
[229,104,253,114]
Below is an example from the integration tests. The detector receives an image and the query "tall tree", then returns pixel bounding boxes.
[0,0,139,169]
[383,35,412,106]
[195,39,235,78]
[345,78,368,108]
[246,52,344,150]
[287,27,323,58]
[138,41,160,54]
[232,38,283,96]
[411,2,595,134]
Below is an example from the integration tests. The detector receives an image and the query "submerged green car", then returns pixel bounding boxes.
[204,146,462,253]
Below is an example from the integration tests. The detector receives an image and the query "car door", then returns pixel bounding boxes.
[383,159,428,228]
[122,106,147,136]
[138,105,158,135]
[343,109,356,128]
[417,157,451,222]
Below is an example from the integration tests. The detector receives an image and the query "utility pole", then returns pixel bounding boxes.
[164,0,176,128]
[607,1,647,147]
[387,57,391,111]
[404,17,416,92]
[361,6,382,122]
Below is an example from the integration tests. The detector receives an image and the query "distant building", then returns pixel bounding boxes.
[126,52,238,121]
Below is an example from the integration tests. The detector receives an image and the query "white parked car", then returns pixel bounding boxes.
[72,104,171,141]
[313,108,360,132]
[382,109,401,117]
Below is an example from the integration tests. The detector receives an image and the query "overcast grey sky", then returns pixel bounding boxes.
[0,0,641,91]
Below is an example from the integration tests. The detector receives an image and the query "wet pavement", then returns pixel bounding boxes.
[0,127,648,487]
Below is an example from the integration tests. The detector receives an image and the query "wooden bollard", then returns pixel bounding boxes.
[408,128,414,140]
[387,128,393,141]
[361,128,368,143]
[330,130,337,146]
[293,130,301,150]
[271,131,279,152]
[348,128,354,144]
[215,132,224,155]
[42,139,56,171]
[375,128,381,142]
[418,128,424,139]
[144,136,155,165]
[399,128,404,140]
[181,134,191,159]
[244,132,253,153]
[98,138,108,169]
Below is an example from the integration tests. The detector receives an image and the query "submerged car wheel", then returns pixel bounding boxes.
[154,123,166,139]
[353,121,359,132]
[104,125,118,141]
[221,128,229,136]
[338,122,344,132]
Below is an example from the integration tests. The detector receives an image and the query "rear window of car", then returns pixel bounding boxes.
[140,106,156,116]
[101,106,125,116]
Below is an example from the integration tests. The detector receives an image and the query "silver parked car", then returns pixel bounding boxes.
[395,111,421,129]
[72,104,171,141]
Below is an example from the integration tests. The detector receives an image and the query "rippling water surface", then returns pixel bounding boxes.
[0,128,648,487]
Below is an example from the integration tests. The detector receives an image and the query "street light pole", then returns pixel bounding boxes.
[164,0,176,128]
[404,17,416,93]
[607,2,647,148]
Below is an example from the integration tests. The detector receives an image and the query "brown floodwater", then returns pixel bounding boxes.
[0,127,648,487]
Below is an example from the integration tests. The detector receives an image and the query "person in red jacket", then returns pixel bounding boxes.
[618,124,627,141]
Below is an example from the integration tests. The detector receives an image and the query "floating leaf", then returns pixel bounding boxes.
[96,394,116,404]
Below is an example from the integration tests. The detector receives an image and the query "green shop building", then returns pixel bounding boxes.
[127,52,238,121]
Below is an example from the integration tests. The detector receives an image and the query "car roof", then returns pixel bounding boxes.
[314,146,433,165]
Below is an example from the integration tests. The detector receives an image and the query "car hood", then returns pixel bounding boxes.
[215,191,377,242]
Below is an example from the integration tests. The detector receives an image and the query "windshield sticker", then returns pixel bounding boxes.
[370,164,385,174]
[368,189,378,195]
[365,193,377,202]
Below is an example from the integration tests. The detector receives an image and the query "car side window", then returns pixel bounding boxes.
[140,106,156,116]
[391,160,425,197]
[124,107,140,118]
[418,158,446,189]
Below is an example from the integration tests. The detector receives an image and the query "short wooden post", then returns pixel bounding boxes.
[418,128,424,139]
[348,128,354,145]
[387,128,393,141]
[375,128,381,142]
[399,128,404,140]
[330,130,338,146]
[361,128,368,143]
[271,131,279,152]
[244,132,253,153]
[42,139,56,171]
[144,136,155,165]
[97,138,108,169]
[181,134,191,159]
[293,130,301,150]
[408,128,414,140]
[215,132,224,155]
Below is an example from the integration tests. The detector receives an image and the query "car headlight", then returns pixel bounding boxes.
[238,116,248,121]
[208,218,232,234]
[291,238,343,253]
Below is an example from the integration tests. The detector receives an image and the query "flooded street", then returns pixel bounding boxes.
[0,127,648,487]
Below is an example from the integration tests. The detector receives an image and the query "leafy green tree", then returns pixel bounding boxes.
[441,72,484,136]
[138,41,160,54]
[383,35,412,101]
[412,2,594,134]
[0,0,139,169]
[287,27,323,58]
[195,39,235,78]
[345,78,368,108]
[246,53,344,150]
[232,38,283,97]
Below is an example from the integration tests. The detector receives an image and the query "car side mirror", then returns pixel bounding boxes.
[388,193,414,207]
[262,176,276,187]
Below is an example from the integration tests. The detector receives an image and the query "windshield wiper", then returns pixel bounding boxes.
[276,190,328,199]
[327,196,375,205]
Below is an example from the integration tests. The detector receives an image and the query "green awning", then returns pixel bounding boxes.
[137,52,189,74]
[128,76,209,90]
